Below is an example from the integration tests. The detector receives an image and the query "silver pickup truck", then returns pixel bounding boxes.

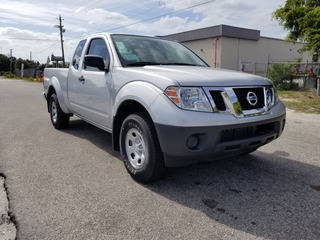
[43,33,286,182]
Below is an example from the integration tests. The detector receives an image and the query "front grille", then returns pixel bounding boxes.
[233,88,265,110]
[209,90,226,111]
[203,86,274,117]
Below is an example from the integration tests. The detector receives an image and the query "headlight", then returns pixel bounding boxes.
[164,86,213,112]
[273,86,280,105]
[265,86,279,108]
[265,87,273,108]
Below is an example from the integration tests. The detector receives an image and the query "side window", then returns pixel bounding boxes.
[72,39,86,70]
[85,38,109,71]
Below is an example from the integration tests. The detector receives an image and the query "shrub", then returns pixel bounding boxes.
[4,72,16,78]
[268,63,294,90]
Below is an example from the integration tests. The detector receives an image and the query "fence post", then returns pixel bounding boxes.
[305,60,308,73]
[21,63,24,78]
[239,60,245,72]
[265,54,270,77]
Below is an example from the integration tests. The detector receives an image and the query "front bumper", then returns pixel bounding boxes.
[155,113,286,167]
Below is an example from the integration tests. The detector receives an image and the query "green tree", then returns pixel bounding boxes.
[39,63,47,71]
[273,0,320,59]
[15,58,37,70]
[0,54,10,73]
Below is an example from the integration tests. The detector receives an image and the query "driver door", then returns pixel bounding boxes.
[76,38,112,130]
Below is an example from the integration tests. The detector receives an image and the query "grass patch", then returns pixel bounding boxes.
[278,88,320,114]
[1,75,42,83]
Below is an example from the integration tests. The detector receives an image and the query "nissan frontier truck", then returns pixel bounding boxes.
[43,33,286,182]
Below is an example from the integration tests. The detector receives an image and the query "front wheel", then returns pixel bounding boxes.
[120,113,165,183]
[49,94,69,129]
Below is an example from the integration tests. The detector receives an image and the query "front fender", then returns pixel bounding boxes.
[113,81,163,119]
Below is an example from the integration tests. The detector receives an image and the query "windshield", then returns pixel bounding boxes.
[111,34,208,67]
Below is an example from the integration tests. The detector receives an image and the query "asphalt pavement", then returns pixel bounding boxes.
[0,77,319,240]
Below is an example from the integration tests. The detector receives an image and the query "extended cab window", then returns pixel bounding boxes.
[85,38,109,71]
[72,39,86,70]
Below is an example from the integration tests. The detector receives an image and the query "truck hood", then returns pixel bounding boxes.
[124,65,272,88]
[117,65,272,90]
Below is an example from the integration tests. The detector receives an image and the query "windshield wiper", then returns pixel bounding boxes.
[126,62,204,67]
[126,62,162,67]
[161,63,201,66]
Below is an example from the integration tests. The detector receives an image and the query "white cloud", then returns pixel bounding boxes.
[74,6,86,14]
[0,28,59,61]
[154,16,189,33]
[0,0,288,63]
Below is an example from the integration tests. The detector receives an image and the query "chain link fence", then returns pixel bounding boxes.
[240,61,320,88]
[14,68,42,78]
[240,62,268,77]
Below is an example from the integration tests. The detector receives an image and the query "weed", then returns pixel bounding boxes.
[278,88,320,114]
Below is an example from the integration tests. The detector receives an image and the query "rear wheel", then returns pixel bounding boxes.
[120,113,165,183]
[49,94,69,129]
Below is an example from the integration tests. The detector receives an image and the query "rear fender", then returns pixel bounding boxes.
[48,77,71,114]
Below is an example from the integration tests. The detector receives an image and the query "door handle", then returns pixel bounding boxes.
[78,76,85,82]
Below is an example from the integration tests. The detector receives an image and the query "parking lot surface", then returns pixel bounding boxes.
[0,78,319,239]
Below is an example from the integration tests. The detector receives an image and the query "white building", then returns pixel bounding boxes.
[164,25,312,73]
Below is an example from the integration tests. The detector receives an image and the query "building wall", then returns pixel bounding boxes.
[219,37,241,70]
[182,36,312,71]
[182,38,221,68]
[236,36,310,63]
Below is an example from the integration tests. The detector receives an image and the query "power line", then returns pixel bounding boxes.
[95,0,215,33]
[117,0,192,27]
[36,0,101,36]
[163,0,191,7]
[126,4,158,19]
[40,0,107,37]
[34,15,67,62]
[35,41,60,55]
[61,0,215,41]
[0,38,58,41]
[86,2,159,33]
[29,0,216,60]
[61,0,97,16]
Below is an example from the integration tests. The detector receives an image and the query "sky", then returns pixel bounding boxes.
[0,0,288,64]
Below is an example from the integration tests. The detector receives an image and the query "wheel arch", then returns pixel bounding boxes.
[46,86,56,112]
[46,77,71,114]
[112,100,154,152]
[111,81,163,152]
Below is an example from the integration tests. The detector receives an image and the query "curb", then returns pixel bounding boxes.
[0,176,17,240]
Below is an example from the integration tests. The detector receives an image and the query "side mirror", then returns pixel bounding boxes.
[84,55,108,71]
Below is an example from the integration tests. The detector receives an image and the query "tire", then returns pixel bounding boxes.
[49,94,69,129]
[120,113,165,183]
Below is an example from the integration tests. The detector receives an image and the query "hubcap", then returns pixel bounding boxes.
[125,128,147,169]
[51,101,57,123]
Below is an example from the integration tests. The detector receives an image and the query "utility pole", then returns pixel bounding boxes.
[55,15,66,67]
